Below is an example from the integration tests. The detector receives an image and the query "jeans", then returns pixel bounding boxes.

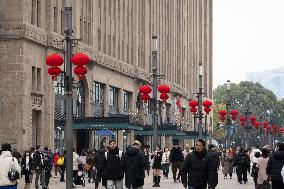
[172,161,182,180]
[60,168,65,182]
[162,163,170,177]
[236,168,247,182]
[35,169,45,188]
[54,165,60,176]
[0,186,17,189]
[24,171,31,184]
[107,179,123,189]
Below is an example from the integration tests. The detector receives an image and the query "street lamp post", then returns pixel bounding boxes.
[152,36,158,150]
[64,0,73,188]
[197,63,203,138]
[226,80,232,148]
[244,93,252,149]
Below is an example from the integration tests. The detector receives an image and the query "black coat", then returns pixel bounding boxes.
[181,150,209,188]
[21,155,33,174]
[207,150,219,187]
[103,147,125,180]
[169,147,184,163]
[94,149,105,170]
[33,151,45,170]
[233,152,250,171]
[267,150,284,182]
[124,146,147,188]
[151,151,162,169]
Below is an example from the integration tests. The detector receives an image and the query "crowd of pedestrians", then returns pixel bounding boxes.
[1,140,284,189]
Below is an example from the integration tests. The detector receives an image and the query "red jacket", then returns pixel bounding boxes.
[53,153,60,166]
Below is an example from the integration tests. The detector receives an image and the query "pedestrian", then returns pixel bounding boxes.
[52,149,60,178]
[169,143,184,182]
[221,150,233,179]
[151,146,162,187]
[57,151,66,182]
[181,139,210,189]
[72,149,81,187]
[144,146,151,177]
[256,148,269,189]
[267,143,284,189]
[182,144,191,159]
[124,140,146,189]
[21,150,33,188]
[85,150,94,183]
[251,151,261,187]
[0,143,21,189]
[94,147,106,189]
[233,148,250,184]
[207,144,219,189]
[102,140,124,189]
[43,154,52,189]
[162,147,170,179]
[89,150,97,183]
[33,145,46,189]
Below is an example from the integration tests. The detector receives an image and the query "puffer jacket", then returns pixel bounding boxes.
[124,146,146,188]
[207,150,219,188]
[181,150,209,188]
[0,151,21,186]
[267,150,284,182]
[73,152,81,170]
[94,149,105,170]
[102,147,125,180]
[169,147,184,163]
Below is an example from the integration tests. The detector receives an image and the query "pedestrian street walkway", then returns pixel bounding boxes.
[18,170,255,189]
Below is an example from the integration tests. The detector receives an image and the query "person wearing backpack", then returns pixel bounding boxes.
[102,140,125,189]
[267,143,284,189]
[0,143,21,189]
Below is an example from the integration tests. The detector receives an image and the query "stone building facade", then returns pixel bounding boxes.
[0,0,212,152]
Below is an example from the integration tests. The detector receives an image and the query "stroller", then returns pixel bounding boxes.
[73,163,86,187]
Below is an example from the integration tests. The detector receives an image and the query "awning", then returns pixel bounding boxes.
[73,122,143,130]
[135,130,186,136]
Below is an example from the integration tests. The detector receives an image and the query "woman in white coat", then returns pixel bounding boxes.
[0,143,21,189]
[162,147,171,179]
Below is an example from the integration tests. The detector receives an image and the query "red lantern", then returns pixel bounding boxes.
[272,125,278,130]
[231,115,238,121]
[74,66,87,76]
[189,100,198,108]
[71,53,90,66]
[230,109,239,116]
[204,107,211,114]
[48,66,62,80]
[249,116,257,124]
[219,115,225,122]
[202,100,212,108]
[176,97,181,107]
[240,116,246,122]
[219,110,227,116]
[254,122,261,129]
[241,121,246,126]
[78,75,86,80]
[158,84,170,93]
[46,54,64,67]
[141,94,150,102]
[190,107,197,114]
[179,107,183,113]
[280,128,284,134]
[160,93,169,102]
[139,85,152,94]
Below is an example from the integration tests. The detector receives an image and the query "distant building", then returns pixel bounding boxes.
[246,67,284,99]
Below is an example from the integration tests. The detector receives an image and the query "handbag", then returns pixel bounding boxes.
[8,158,20,181]
[83,163,92,172]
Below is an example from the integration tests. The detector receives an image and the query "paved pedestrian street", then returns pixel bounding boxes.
[18,170,255,189]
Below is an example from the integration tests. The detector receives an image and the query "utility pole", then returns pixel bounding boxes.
[65,0,73,188]
[152,36,158,150]
[226,80,231,148]
[198,63,203,138]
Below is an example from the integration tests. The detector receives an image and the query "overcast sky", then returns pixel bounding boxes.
[213,0,284,88]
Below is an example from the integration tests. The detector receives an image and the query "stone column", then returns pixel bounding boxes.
[161,136,166,149]
[130,130,135,144]
[168,136,173,149]
[117,130,124,150]
[103,84,110,117]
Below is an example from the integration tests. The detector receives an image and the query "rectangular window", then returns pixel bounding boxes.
[123,91,131,111]
[37,0,41,27]
[109,86,118,107]
[32,66,36,90]
[54,7,57,32]
[31,0,36,24]
[36,68,41,91]
[93,82,104,104]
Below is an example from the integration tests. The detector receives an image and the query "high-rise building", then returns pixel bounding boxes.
[0,0,213,152]
[246,67,284,99]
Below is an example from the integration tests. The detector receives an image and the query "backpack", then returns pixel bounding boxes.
[105,150,123,160]
[57,157,64,166]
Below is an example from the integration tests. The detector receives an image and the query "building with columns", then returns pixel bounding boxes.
[0,0,213,153]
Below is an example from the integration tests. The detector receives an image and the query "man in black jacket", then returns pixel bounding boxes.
[94,147,106,189]
[181,139,210,189]
[233,148,250,184]
[267,143,284,189]
[103,140,124,189]
[124,140,146,189]
[33,145,46,189]
[169,143,184,182]
[207,144,219,189]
